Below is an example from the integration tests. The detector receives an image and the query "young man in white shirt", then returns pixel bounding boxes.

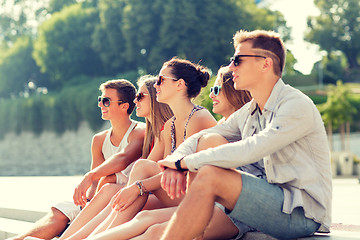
[13,80,145,240]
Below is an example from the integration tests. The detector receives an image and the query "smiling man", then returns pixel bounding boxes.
[13,79,145,240]
[159,30,332,240]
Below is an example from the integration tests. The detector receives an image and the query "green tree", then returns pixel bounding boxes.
[92,0,289,74]
[91,0,128,75]
[48,0,77,14]
[33,4,104,87]
[318,80,357,151]
[0,36,45,98]
[306,0,360,69]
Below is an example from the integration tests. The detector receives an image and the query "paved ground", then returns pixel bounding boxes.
[1,176,359,239]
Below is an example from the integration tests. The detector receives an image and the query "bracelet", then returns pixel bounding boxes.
[175,157,187,172]
[135,181,144,196]
[139,181,147,194]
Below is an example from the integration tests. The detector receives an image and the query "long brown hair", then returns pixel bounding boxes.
[137,75,173,158]
[217,66,252,110]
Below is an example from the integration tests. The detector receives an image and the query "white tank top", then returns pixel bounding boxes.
[102,120,137,177]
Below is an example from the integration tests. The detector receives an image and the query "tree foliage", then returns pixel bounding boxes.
[92,0,289,74]
[33,3,104,87]
[0,36,46,98]
[319,80,357,130]
[306,0,360,69]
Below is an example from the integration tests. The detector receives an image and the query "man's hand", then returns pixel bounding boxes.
[73,172,95,207]
[158,155,187,171]
[161,169,187,199]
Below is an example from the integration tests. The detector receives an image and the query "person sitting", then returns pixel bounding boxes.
[12,79,146,240]
[57,57,217,239]
[159,29,332,240]
[82,66,263,240]
[49,75,173,240]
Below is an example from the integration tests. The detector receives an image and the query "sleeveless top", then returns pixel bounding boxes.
[170,105,204,153]
[102,120,137,176]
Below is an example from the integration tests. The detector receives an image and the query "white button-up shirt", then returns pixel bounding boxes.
[167,79,332,232]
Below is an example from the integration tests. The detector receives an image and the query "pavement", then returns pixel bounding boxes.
[0,176,359,239]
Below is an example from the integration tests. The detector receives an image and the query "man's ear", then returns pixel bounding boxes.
[262,57,273,72]
[121,102,130,112]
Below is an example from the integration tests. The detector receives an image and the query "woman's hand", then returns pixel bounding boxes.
[111,183,140,211]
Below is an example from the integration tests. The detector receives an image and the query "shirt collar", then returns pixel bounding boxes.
[247,78,284,115]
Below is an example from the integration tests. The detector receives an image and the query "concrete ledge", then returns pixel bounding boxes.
[0,217,34,239]
[0,208,46,223]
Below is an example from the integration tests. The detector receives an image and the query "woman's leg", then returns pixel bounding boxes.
[89,159,181,236]
[86,208,176,240]
[130,206,239,240]
[59,183,123,240]
[96,174,117,192]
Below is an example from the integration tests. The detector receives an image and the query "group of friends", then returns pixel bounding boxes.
[10,29,332,240]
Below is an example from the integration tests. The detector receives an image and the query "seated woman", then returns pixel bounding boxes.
[57,57,217,240]
[47,75,173,240]
[84,67,262,240]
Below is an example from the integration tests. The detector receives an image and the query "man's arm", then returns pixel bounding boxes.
[73,127,145,207]
[161,97,316,171]
[86,131,107,201]
[162,113,242,164]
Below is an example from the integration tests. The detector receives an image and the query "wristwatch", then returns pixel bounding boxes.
[175,157,187,172]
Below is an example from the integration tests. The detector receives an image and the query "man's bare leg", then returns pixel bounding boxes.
[161,165,243,240]
[10,208,69,240]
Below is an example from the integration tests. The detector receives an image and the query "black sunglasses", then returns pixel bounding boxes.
[135,92,148,102]
[230,54,266,67]
[156,75,178,86]
[98,96,123,107]
[210,86,222,96]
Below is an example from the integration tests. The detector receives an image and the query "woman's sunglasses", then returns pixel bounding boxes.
[156,75,178,86]
[135,92,148,102]
[98,96,123,107]
[210,86,222,96]
[230,54,266,67]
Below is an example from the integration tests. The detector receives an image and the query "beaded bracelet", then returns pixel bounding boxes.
[135,181,144,196]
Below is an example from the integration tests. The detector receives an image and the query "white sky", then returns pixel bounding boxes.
[267,0,321,74]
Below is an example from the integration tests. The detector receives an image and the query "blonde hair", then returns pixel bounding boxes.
[137,75,173,158]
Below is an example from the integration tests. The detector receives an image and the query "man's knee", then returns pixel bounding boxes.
[49,207,69,223]
[197,133,228,152]
[190,166,223,195]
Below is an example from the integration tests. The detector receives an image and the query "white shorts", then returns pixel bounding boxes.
[53,169,131,222]
[53,201,81,223]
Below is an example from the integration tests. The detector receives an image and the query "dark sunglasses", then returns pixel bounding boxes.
[210,86,222,96]
[98,96,123,107]
[156,75,178,86]
[135,92,148,102]
[230,54,266,67]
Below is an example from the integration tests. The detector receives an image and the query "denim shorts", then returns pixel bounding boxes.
[226,172,320,239]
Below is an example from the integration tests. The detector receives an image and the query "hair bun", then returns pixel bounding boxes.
[196,66,210,87]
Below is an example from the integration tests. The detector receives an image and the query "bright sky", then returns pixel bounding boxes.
[266,0,321,74]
